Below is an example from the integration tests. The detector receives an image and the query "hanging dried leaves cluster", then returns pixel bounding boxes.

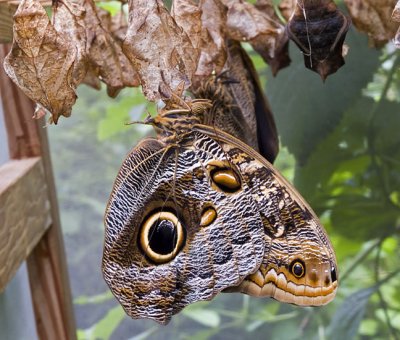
[4,0,140,123]
[344,0,399,48]
[3,0,400,123]
[392,0,400,48]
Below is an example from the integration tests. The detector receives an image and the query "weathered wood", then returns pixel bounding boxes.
[27,121,78,340]
[0,157,51,292]
[0,4,13,44]
[0,43,77,340]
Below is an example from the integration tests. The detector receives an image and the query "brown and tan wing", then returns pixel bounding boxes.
[103,137,265,324]
[226,41,279,163]
[192,40,279,163]
[194,125,338,306]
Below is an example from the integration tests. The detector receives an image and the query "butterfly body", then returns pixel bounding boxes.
[103,98,338,324]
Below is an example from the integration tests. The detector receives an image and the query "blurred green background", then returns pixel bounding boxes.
[47,5,400,339]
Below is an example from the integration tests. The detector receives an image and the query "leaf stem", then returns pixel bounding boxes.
[340,239,381,282]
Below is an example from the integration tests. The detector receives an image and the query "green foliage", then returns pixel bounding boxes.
[48,24,400,340]
[267,29,381,165]
[97,1,124,16]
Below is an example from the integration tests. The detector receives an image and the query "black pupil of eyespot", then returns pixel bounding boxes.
[331,267,337,282]
[148,219,177,255]
[293,263,303,277]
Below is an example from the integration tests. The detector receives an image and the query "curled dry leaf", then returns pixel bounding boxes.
[123,0,199,101]
[278,0,296,21]
[171,0,227,82]
[195,0,228,79]
[221,0,290,75]
[83,0,139,98]
[96,5,128,42]
[392,0,400,48]
[171,0,202,47]
[4,0,78,123]
[393,1,400,21]
[52,0,88,86]
[110,9,129,43]
[254,0,291,75]
[344,0,398,48]
[287,0,351,80]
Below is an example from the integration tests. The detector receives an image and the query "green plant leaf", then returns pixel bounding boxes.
[74,291,114,305]
[266,29,381,165]
[78,305,126,340]
[182,307,221,328]
[327,286,377,340]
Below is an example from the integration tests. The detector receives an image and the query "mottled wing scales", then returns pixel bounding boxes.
[194,126,338,306]
[103,136,265,324]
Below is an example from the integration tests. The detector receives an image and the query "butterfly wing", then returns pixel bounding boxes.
[192,40,279,164]
[103,137,265,324]
[193,125,338,306]
[226,40,279,163]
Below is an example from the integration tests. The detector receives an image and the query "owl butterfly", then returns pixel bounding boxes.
[191,40,279,164]
[103,97,338,325]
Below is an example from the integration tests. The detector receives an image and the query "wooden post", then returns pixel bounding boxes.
[0,44,77,340]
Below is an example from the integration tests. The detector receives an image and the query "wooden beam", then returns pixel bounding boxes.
[0,4,13,44]
[0,157,51,291]
[0,44,77,340]
[26,117,78,340]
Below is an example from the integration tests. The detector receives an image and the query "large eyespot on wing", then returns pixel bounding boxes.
[103,137,265,324]
[103,138,179,323]
[194,125,338,306]
[139,210,185,264]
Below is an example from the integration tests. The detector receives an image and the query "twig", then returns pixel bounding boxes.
[340,239,381,282]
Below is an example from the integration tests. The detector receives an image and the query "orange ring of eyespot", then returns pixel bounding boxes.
[139,211,184,264]
[291,260,306,278]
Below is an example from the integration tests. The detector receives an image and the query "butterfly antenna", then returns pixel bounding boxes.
[125,114,155,126]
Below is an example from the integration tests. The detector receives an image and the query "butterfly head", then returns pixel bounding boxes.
[152,99,213,141]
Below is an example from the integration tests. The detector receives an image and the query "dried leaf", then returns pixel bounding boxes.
[254,0,291,75]
[344,0,398,48]
[222,0,290,75]
[393,1,400,21]
[82,62,102,90]
[194,0,227,79]
[96,6,112,27]
[84,0,139,97]
[4,0,78,123]
[171,0,228,81]
[52,0,88,86]
[110,9,129,43]
[278,0,296,21]
[287,0,351,80]
[171,0,202,47]
[123,0,199,101]
[32,104,47,120]
[392,0,400,48]
[53,0,99,91]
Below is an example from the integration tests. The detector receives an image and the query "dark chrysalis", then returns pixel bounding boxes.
[287,0,351,80]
